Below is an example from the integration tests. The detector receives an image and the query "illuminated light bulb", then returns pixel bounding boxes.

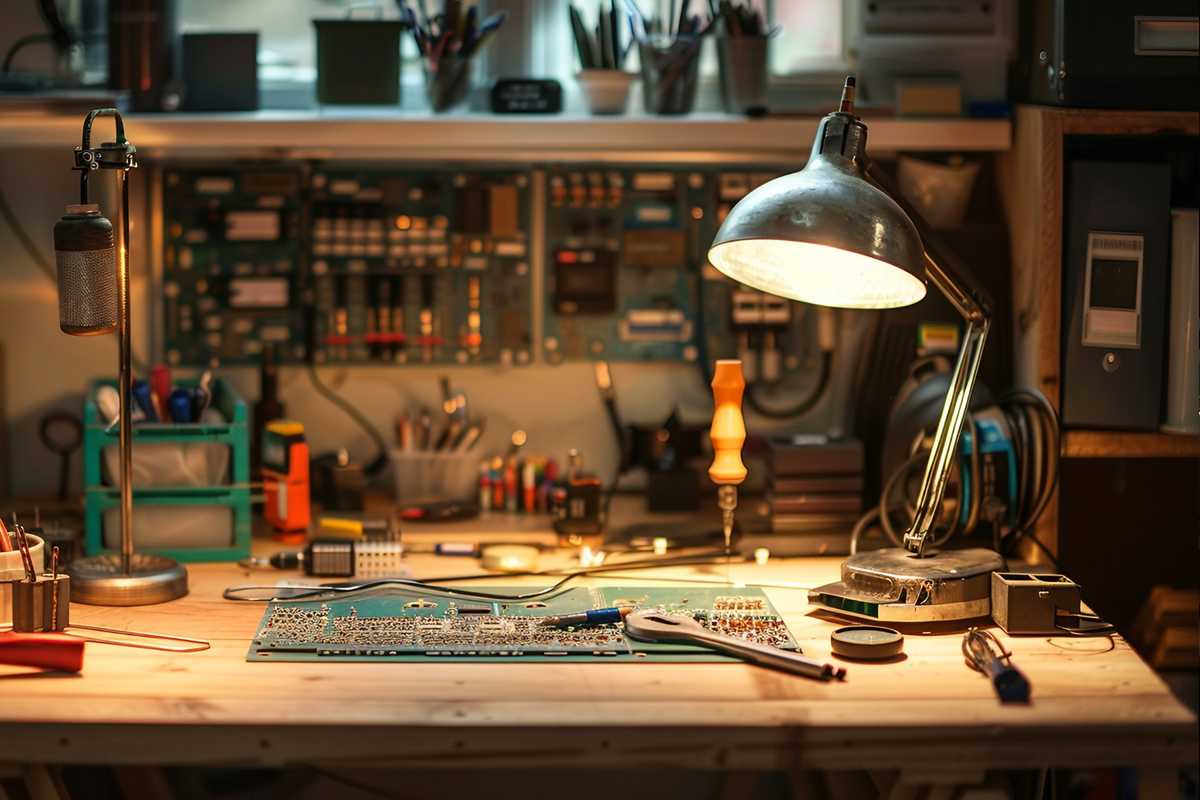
[754,547,770,566]
[652,537,668,555]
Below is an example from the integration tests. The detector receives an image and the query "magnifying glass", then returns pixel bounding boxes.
[39,411,84,501]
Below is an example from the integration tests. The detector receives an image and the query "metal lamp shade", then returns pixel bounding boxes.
[707,113,928,310]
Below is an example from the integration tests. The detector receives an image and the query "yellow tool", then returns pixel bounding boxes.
[709,359,748,557]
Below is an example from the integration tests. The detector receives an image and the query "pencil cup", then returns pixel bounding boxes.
[391,451,479,504]
[717,35,769,115]
[639,37,702,115]
[425,58,474,113]
[578,69,636,115]
[1,532,45,625]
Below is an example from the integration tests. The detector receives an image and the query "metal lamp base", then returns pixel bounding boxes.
[809,547,1003,624]
[65,553,188,606]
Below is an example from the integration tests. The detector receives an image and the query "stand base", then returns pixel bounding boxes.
[809,547,1003,624]
[65,553,188,606]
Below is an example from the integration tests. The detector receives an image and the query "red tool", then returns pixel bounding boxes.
[0,632,85,673]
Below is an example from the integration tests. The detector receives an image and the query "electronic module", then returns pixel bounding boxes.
[247,586,798,662]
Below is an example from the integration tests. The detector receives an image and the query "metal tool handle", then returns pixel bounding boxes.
[689,628,840,680]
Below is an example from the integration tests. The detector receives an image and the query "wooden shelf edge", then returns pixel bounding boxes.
[1062,430,1200,459]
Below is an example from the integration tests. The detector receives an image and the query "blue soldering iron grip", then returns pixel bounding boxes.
[168,388,192,424]
[132,380,157,423]
[585,608,624,625]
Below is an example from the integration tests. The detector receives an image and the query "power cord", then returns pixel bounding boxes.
[744,351,832,419]
[305,364,390,477]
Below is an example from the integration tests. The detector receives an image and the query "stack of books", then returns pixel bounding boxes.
[755,436,864,556]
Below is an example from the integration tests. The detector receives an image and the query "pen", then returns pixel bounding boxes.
[540,606,633,628]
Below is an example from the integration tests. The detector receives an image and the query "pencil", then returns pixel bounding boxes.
[0,516,12,552]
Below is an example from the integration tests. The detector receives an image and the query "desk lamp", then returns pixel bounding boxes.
[707,78,1002,623]
[54,108,188,605]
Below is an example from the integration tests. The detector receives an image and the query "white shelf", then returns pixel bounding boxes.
[0,110,1011,159]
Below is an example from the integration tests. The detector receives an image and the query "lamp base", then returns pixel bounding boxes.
[65,553,188,606]
[809,547,1003,624]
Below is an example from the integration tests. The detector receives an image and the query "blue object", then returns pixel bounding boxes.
[168,388,192,424]
[189,386,210,423]
[584,607,626,625]
[132,380,158,423]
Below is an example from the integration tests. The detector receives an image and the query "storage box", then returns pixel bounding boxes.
[83,378,251,562]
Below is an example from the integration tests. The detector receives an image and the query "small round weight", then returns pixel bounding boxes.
[830,625,904,660]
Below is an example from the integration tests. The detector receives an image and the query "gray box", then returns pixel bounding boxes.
[991,572,1081,635]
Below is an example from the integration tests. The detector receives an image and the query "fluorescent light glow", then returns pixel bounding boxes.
[708,239,927,310]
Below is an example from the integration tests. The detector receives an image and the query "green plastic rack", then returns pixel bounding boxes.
[82,377,251,562]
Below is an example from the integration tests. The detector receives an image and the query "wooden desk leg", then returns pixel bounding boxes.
[1139,768,1179,800]
[20,765,69,800]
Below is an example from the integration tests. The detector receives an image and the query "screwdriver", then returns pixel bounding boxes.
[709,360,748,562]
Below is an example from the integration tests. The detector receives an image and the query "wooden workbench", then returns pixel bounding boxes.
[0,530,1195,780]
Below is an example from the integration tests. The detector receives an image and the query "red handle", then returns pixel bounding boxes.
[0,632,85,673]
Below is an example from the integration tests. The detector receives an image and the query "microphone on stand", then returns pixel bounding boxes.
[53,203,117,336]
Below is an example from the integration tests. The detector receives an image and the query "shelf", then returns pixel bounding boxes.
[0,109,1011,157]
[1062,430,1200,459]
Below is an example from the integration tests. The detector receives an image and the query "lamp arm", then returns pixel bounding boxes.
[861,160,994,556]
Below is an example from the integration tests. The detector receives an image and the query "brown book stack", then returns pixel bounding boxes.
[745,436,864,557]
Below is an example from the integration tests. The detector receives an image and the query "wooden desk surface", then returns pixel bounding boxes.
[1,528,1195,771]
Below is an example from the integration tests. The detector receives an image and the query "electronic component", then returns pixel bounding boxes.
[1063,161,1171,430]
[829,625,904,660]
[247,586,798,662]
[267,539,406,578]
[990,572,1081,635]
[543,165,801,363]
[262,421,310,534]
[161,166,306,365]
[310,167,532,366]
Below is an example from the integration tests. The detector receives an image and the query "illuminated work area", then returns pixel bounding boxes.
[0,2,1197,799]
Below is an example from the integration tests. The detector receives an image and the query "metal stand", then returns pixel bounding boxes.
[811,161,1003,625]
[65,108,187,606]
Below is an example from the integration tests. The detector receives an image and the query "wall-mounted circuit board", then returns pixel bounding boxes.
[161,165,307,366]
[160,163,534,367]
[248,586,798,662]
[309,166,533,366]
[159,162,811,373]
[542,165,802,369]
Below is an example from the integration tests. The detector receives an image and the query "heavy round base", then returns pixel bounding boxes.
[809,547,1004,624]
[65,553,188,606]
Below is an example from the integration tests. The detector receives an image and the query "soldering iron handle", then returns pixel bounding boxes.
[708,359,748,485]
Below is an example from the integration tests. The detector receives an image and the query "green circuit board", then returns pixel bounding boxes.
[247,585,797,662]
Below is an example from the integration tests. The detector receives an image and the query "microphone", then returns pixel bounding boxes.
[54,203,117,336]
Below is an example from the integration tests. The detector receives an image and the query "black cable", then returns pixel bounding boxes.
[1,33,51,73]
[305,364,390,477]
[745,351,832,419]
[0,182,58,283]
[223,550,731,603]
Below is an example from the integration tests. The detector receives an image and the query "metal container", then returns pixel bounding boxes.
[717,36,769,115]
[313,10,406,105]
[638,38,702,115]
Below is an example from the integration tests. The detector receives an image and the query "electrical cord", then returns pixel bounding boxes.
[305,364,390,477]
[851,388,1061,559]
[222,550,731,603]
[745,351,832,419]
[1,34,52,73]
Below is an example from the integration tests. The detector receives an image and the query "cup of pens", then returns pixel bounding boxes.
[713,2,776,116]
[570,3,636,115]
[1,525,44,625]
[401,1,507,113]
[639,35,703,115]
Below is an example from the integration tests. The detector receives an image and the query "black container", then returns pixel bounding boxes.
[313,16,406,105]
[1022,0,1200,109]
[182,33,258,112]
[108,0,178,112]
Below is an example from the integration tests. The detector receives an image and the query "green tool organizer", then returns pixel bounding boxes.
[83,377,251,562]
